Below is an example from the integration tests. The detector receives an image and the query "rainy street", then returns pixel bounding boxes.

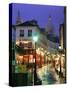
[11,4,66,86]
[37,63,65,85]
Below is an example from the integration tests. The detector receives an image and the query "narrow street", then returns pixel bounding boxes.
[37,63,65,85]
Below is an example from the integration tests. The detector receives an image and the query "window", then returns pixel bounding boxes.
[24,43,28,49]
[20,30,24,37]
[28,42,32,48]
[28,30,32,37]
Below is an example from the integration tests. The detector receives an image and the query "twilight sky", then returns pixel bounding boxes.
[12,3,64,36]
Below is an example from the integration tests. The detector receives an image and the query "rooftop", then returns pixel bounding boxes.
[16,20,38,27]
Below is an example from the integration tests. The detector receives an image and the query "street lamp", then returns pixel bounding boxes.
[58,46,63,77]
[33,36,38,85]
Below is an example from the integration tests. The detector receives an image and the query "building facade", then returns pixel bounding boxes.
[13,20,45,68]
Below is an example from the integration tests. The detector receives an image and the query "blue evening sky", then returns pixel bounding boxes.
[12,3,64,36]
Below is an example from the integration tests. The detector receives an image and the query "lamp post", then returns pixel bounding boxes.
[58,46,63,77]
[33,36,38,85]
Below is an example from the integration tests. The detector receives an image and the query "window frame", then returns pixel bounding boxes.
[28,29,32,37]
[20,30,24,37]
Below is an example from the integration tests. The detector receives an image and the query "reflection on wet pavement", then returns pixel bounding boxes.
[37,64,64,84]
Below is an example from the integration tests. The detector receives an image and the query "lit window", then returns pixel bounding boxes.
[28,42,32,48]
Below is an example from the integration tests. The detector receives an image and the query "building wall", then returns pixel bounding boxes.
[60,26,63,49]
[59,24,64,49]
[38,32,48,49]
[15,26,38,41]
[64,7,66,50]
[47,39,59,49]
